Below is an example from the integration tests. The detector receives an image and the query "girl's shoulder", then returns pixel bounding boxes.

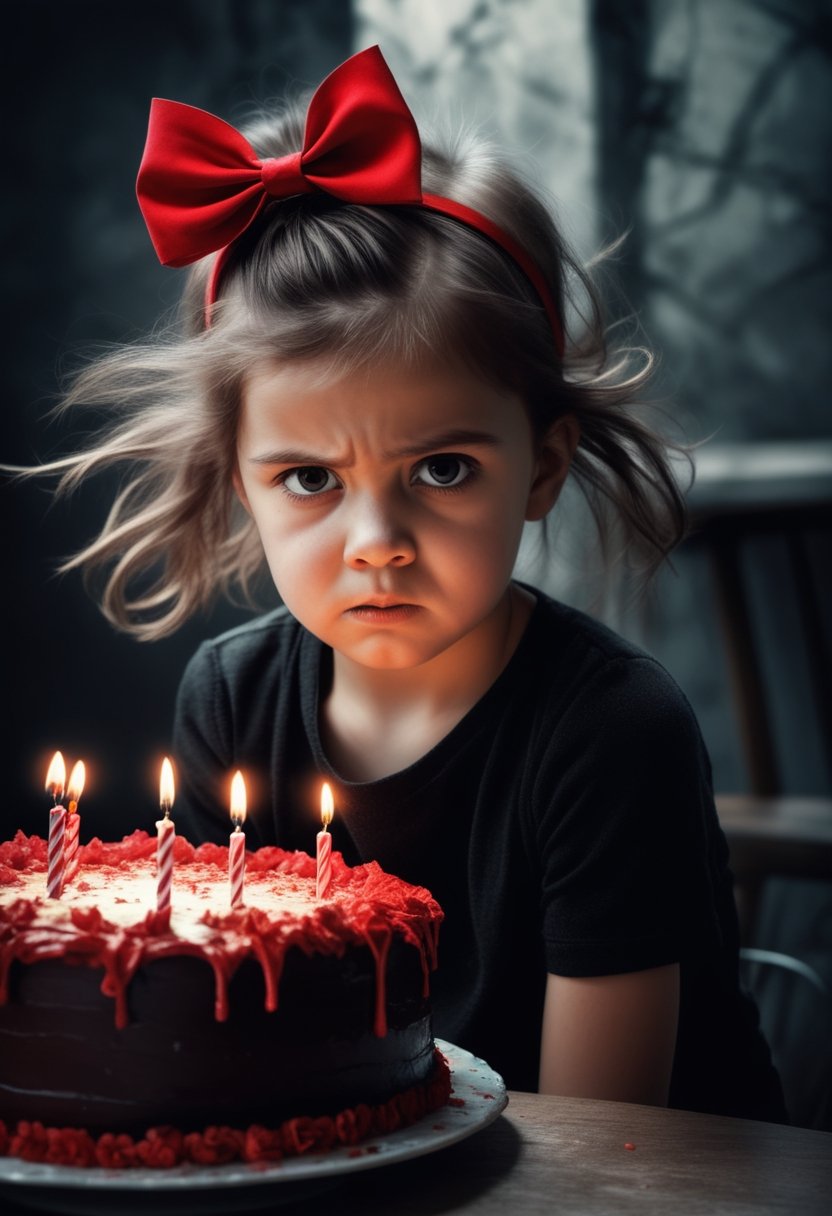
[518,594,715,821]
[521,588,704,744]
[201,603,299,654]
[179,606,307,694]
[524,587,667,678]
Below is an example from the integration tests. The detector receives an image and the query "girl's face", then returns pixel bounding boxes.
[235,356,570,671]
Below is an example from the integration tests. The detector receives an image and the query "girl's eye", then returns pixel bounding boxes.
[280,466,339,496]
[411,455,474,489]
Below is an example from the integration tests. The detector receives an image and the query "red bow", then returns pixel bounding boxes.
[136,45,564,355]
[137,46,422,267]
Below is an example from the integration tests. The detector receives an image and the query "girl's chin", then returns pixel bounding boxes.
[336,644,438,671]
[328,631,454,672]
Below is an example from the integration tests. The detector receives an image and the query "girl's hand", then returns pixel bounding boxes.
[538,964,680,1105]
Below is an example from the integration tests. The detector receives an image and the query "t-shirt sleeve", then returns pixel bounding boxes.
[535,655,725,977]
[172,641,235,846]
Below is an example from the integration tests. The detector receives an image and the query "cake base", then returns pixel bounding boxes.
[0,1049,452,1169]
[0,1041,506,1199]
[1,940,433,1134]
[0,832,447,1166]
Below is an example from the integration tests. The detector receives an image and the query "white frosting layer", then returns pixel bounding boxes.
[9,862,324,944]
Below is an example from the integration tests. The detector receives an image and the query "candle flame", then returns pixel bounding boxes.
[159,757,175,813]
[230,770,247,826]
[66,761,86,806]
[321,782,334,830]
[45,752,66,800]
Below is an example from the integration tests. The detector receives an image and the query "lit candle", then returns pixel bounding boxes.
[228,770,247,909]
[45,752,67,899]
[62,760,86,888]
[316,782,334,900]
[156,757,176,916]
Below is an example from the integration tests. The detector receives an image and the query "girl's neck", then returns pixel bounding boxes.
[320,583,536,781]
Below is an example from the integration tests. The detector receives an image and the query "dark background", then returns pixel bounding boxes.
[2,1,353,838]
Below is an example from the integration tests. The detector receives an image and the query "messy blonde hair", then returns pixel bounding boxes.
[22,101,689,640]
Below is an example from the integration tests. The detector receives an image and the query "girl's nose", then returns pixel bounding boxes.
[342,495,416,569]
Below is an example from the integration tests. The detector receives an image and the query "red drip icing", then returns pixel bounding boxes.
[99,932,146,1030]
[0,1050,452,1169]
[210,954,231,1022]
[0,831,443,1032]
[250,934,285,1012]
[416,920,440,998]
[364,927,392,1038]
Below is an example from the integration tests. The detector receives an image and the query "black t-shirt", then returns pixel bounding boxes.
[172,588,787,1122]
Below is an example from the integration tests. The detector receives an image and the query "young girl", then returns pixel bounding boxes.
[39,46,785,1122]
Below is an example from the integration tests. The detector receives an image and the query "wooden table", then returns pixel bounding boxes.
[310,1093,831,1216]
[319,1093,832,1216]
[3,1093,829,1215]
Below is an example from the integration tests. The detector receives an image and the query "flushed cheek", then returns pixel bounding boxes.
[438,510,523,571]
[280,539,340,588]
[257,522,341,598]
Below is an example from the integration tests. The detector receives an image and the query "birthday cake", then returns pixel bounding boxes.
[0,831,449,1168]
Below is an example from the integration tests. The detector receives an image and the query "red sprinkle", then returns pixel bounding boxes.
[624,1142,636,1151]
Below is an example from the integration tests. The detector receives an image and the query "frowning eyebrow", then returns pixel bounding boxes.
[247,428,503,467]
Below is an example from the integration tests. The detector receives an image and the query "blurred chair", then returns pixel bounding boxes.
[714,796,832,940]
[686,441,832,929]
[687,444,832,788]
[739,949,831,1133]
[686,440,832,1129]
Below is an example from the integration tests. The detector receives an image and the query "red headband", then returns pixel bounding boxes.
[136,46,565,357]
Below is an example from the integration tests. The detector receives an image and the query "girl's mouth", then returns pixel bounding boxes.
[345,603,421,623]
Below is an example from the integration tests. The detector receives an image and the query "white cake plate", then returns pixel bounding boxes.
[0,1040,507,1214]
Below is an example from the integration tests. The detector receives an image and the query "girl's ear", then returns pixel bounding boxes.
[232,467,252,516]
[525,414,581,521]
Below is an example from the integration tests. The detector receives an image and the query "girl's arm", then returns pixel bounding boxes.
[538,964,680,1105]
